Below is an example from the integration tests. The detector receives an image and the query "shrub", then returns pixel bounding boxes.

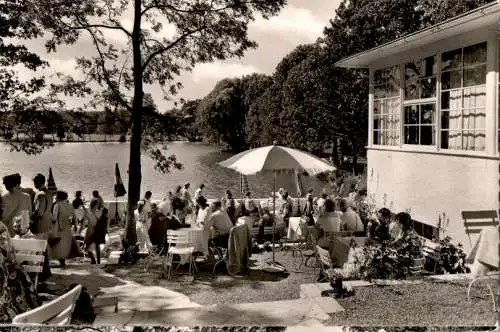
[359,231,423,280]
[436,236,470,274]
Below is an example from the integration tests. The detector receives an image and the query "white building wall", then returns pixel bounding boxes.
[367,148,498,251]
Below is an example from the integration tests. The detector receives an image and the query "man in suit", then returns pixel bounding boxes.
[1,174,32,236]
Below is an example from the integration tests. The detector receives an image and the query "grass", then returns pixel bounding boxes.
[103,248,495,326]
[330,280,496,326]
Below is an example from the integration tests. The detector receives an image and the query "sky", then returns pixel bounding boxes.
[17,0,342,111]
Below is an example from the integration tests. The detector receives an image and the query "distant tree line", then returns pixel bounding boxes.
[178,0,491,168]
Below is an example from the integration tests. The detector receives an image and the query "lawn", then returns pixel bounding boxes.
[103,249,495,326]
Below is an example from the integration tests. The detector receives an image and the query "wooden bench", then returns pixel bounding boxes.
[12,284,82,325]
[11,238,47,290]
[422,239,441,273]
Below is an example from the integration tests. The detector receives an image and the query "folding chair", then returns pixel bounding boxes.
[462,210,499,311]
[164,230,196,280]
[316,245,333,282]
[11,238,47,291]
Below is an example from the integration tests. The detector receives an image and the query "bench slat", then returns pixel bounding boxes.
[462,210,498,219]
[16,254,45,263]
[21,265,44,273]
[464,221,498,228]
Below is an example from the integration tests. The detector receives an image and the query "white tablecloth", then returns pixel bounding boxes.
[237,216,256,228]
[467,227,499,277]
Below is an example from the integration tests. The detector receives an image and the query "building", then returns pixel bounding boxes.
[335,1,499,249]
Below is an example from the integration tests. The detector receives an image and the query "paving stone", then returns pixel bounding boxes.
[300,281,373,298]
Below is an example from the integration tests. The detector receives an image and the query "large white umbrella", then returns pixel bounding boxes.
[219,143,336,265]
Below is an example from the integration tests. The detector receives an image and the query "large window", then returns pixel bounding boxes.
[373,65,401,146]
[440,42,487,151]
[403,56,437,146]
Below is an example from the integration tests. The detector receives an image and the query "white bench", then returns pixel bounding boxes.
[11,238,47,290]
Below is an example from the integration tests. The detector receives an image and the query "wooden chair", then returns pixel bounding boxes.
[422,240,441,273]
[12,284,82,325]
[409,257,425,277]
[462,210,498,247]
[316,245,333,282]
[11,238,47,290]
[165,230,196,280]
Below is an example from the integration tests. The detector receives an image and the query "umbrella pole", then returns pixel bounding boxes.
[115,196,120,224]
[272,170,276,262]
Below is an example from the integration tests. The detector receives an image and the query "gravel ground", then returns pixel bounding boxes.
[330,280,496,326]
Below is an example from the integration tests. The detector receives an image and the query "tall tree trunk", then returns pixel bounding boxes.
[123,0,143,247]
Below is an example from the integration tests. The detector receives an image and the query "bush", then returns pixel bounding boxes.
[359,231,423,280]
[436,236,470,274]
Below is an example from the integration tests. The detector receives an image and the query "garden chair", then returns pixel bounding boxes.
[11,238,48,291]
[462,210,499,312]
[164,230,196,280]
[422,239,441,273]
[316,245,333,282]
[462,210,498,248]
[12,284,82,325]
[144,226,167,273]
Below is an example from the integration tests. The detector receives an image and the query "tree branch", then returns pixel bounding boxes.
[79,19,133,112]
[59,18,132,38]
[142,0,267,15]
[141,26,206,72]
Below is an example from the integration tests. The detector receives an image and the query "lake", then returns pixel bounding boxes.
[0,142,327,201]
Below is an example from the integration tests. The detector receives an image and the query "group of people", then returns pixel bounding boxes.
[0,173,109,269]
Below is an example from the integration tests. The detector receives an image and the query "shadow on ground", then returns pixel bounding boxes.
[104,251,319,305]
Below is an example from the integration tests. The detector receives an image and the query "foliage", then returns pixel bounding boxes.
[435,236,470,274]
[25,0,286,247]
[360,230,423,280]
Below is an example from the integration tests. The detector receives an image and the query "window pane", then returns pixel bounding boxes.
[374,130,380,145]
[423,55,437,77]
[420,126,435,145]
[374,85,386,99]
[441,130,462,149]
[420,104,434,124]
[374,69,385,85]
[374,116,380,130]
[404,105,419,125]
[463,86,486,107]
[442,48,462,71]
[405,81,419,100]
[463,108,486,130]
[405,61,421,81]
[374,100,381,115]
[441,70,462,90]
[404,126,419,144]
[441,110,461,130]
[441,91,450,110]
[463,42,487,65]
[421,77,436,98]
[463,65,486,87]
[463,131,485,151]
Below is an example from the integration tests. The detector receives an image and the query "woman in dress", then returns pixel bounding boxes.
[134,200,152,253]
[302,192,315,226]
[84,200,99,264]
[49,191,74,267]
[222,190,236,225]
[0,202,39,323]
[32,173,54,236]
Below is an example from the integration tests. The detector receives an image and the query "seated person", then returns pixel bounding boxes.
[316,199,342,234]
[171,196,186,224]
[316,193,328,217]
[149,207,167,248]
[390,212,410,243]
[339,199,364,233]
[281,191,293,227]
[195,196,211,227]
[243,192,259,217]
[368,208,391,241]
[204,200,233,248]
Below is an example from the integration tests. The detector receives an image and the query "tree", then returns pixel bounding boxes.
[29,0,286,246]
[0,0,64,153]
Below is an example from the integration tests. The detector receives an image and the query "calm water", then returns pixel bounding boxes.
[0,142,326,201]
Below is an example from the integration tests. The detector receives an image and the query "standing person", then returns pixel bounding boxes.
[143,191,153,228]
[134,200,151,253]
[72,191,85,233]
[158,192,173,217]
[282,191,293,228]
[32,173,52,280]
[316,193,328,217]
[181,183,193,209]
[91,191,104,210]
[302,190,315,226]
[221,190,236,225]
[50,191,73,267]
[243,192,259,217]
[83,200,99,264]
[194,184,205,204]
[32,173,54,235]
[93,207,109,263]
[1,174,32,236]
